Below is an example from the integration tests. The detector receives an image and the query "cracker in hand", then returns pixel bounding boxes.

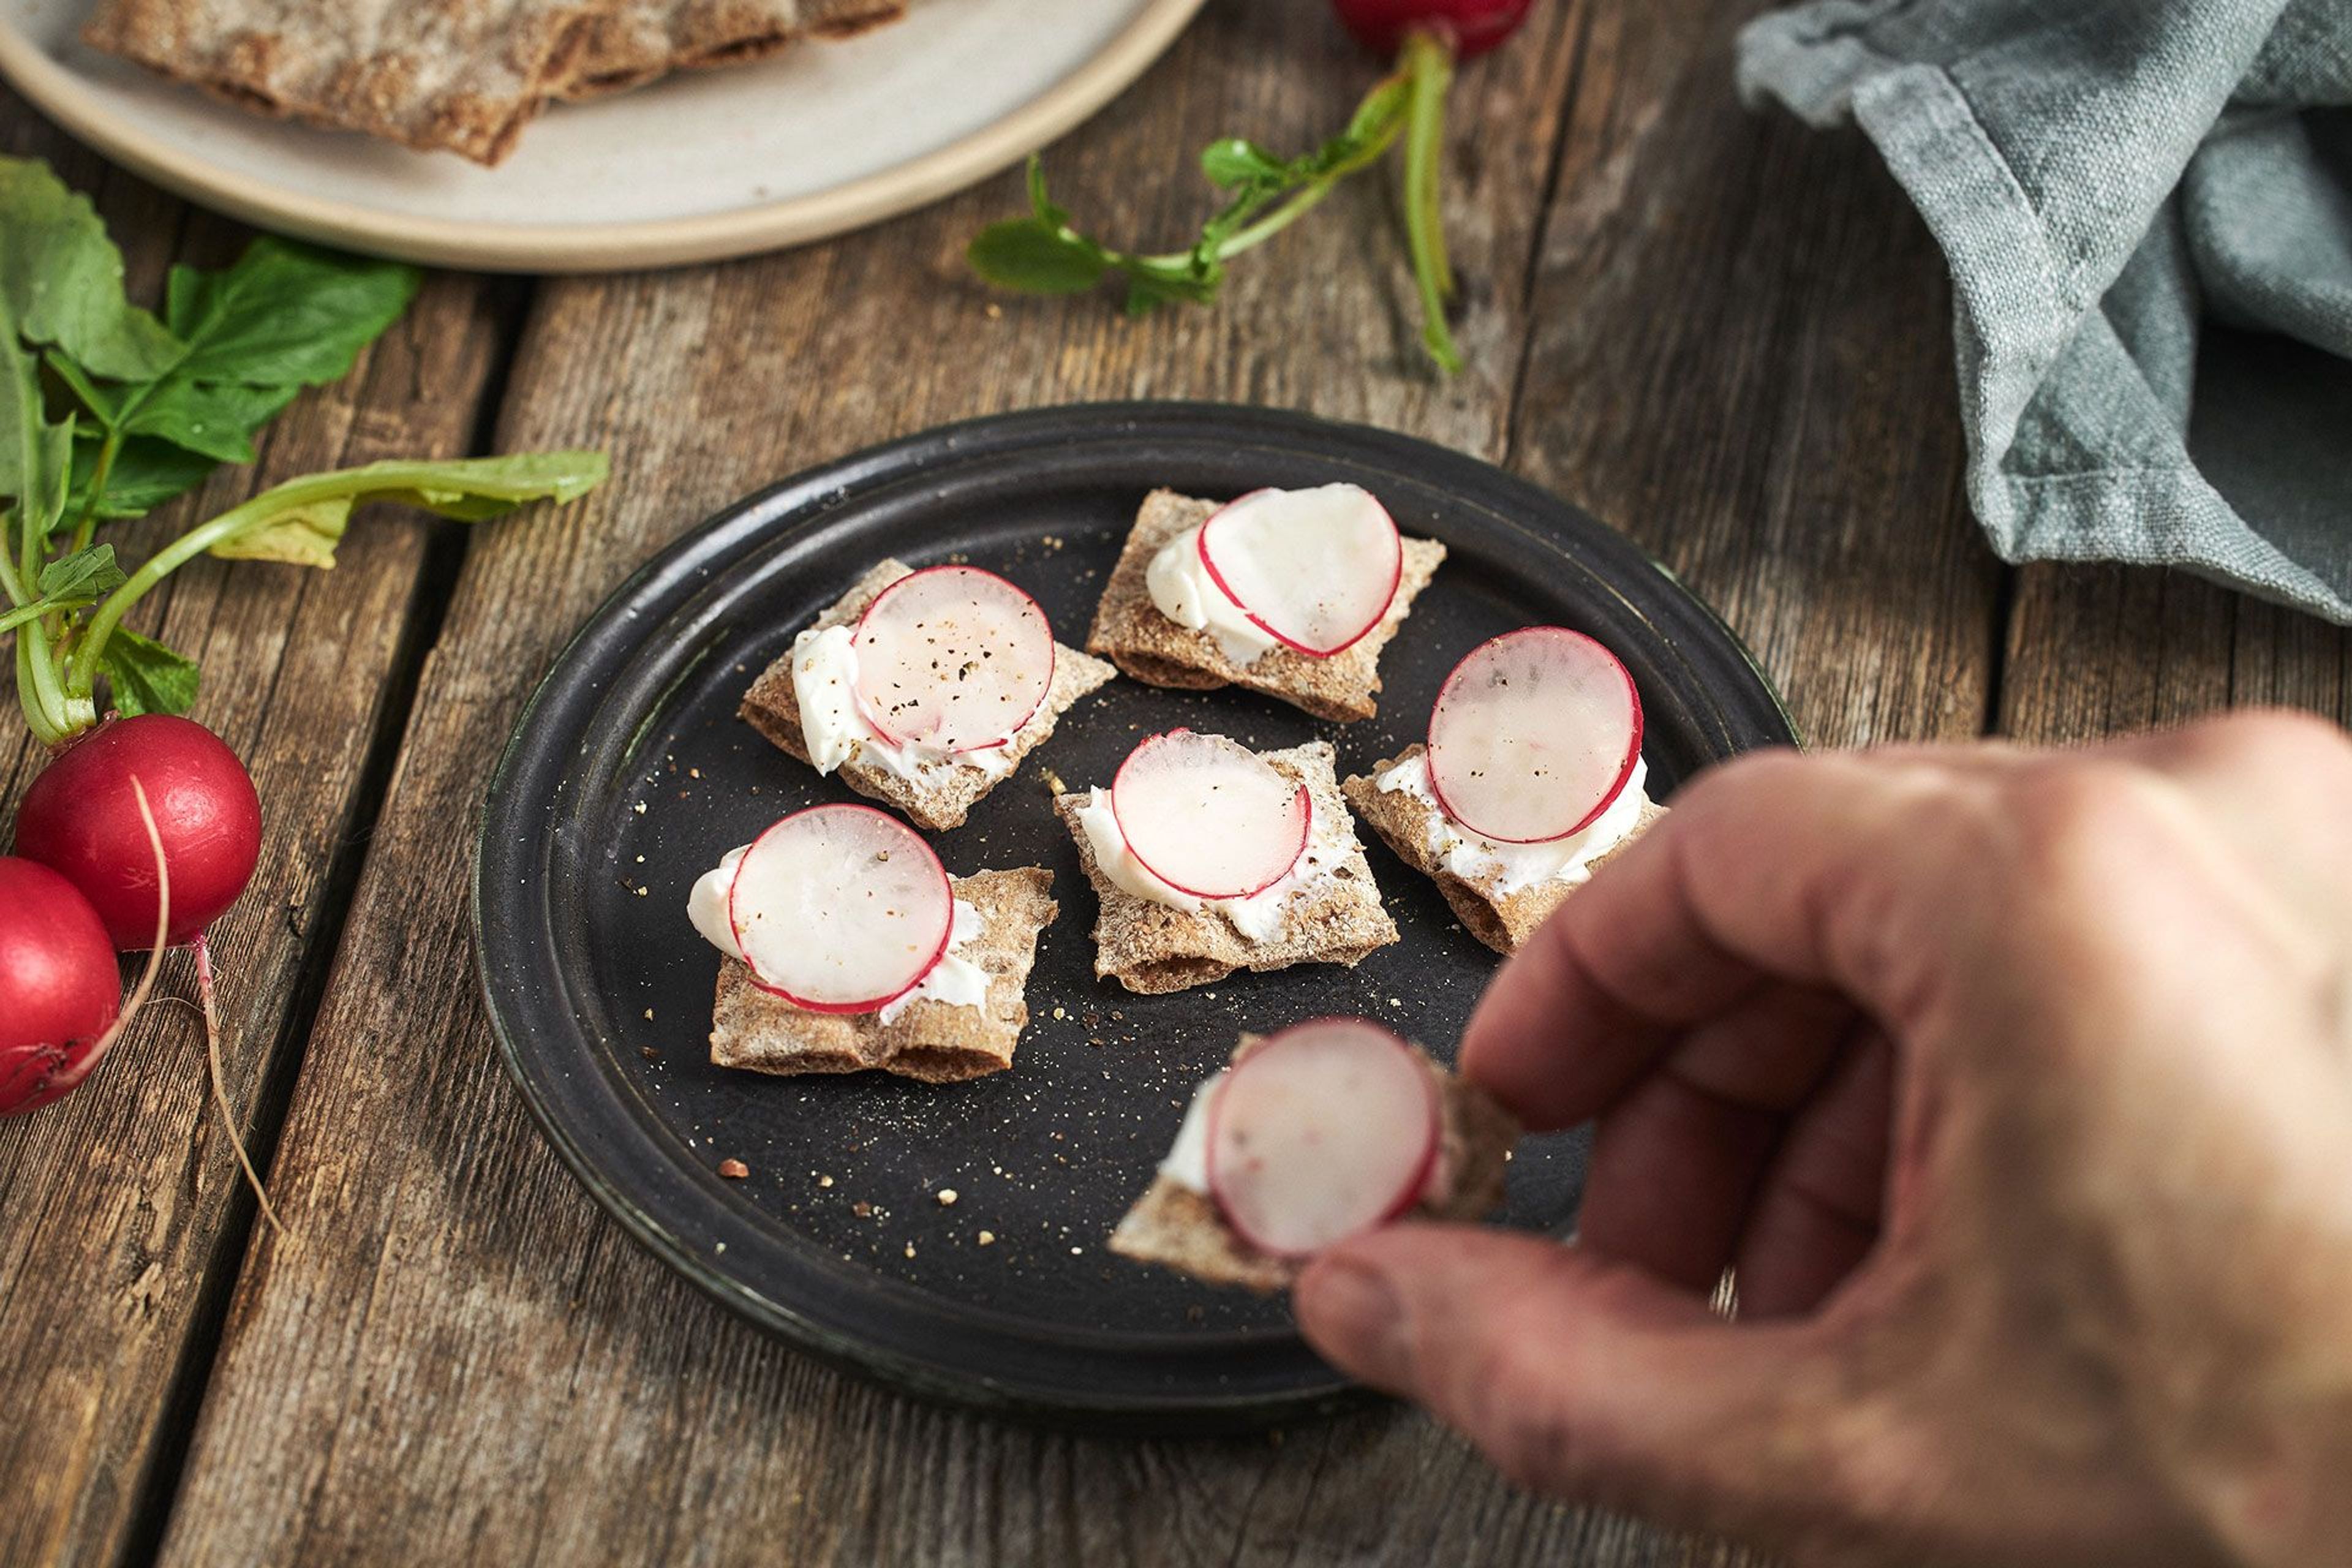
[1110,1021,1518,1292]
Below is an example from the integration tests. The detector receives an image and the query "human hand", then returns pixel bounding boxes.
[1295,712,2352,1566]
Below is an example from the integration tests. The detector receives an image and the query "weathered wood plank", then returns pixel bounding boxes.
[1998,565,2351,741]
[155,1,1975,1564]
[1509,2,1999,753]
[0,94,506,1567]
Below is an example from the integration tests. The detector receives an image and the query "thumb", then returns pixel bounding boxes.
[1295,1224,1844,1541]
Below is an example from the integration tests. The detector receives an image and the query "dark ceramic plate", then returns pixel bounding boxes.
[475,403,1795,1433]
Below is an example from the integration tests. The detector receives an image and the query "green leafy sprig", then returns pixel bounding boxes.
[0,157,609,748]
[968,31,1462,372]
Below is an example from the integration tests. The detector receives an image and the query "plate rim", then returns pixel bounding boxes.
[0,0,1207,273]
[472,401,1799,1430]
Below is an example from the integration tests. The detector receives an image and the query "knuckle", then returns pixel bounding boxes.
[2191,706,2352,780]
[1483,1392,1588,1496]
[1881,773,2001,858]
[1671,745,1809,827]
[1995,759,2179,884]
[1838,764,2009,891]
[1453,1332,1595,1497]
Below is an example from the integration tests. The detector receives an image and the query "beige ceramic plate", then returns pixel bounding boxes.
[0,0,1205,272]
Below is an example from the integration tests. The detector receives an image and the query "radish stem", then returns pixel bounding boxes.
[1212,183,1340,255]
[0,525,28,605]
[23,623,81,731]
[1138,178,1351,273]
[67,429,123,556]
[69,487,300,695]
[1401,31,1462,373]
[17,628,80,745]
[66,455,606,704]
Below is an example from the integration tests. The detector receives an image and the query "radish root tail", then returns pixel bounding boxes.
[194,933,283,1240]
[44,778,287,1238]
[48,778,172,1096]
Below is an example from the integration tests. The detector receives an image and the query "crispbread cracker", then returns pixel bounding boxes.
[83,0,602,163]
[81,0,908,164]
[559,0,902,97]
[741,560,1115,832]
[709,867,1055,1084]
[1110,1035,1521,1292]
[1054,740,1397,995]
[1084,491,1445,723]
[1342,745,1665,954]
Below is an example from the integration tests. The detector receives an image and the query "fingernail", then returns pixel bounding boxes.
[1298,1257,1411,1388]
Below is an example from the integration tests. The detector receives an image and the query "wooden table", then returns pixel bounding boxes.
[4,2,2346,1563]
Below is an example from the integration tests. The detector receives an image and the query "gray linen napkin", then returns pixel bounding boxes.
[1736,0,2352,621]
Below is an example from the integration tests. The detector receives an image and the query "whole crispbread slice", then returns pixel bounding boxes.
[1053,739,1398,995]
[1084,491,1446,723]
[1109,1033,1521,1292]
[1342,745,1665,954]
[557,0,903,97]
[740,560,1117,833]
[708,866,1054,1084]
[83,0,614,164]
[80,0,910,164]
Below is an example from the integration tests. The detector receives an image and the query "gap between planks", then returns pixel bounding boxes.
[104,277,542,1568]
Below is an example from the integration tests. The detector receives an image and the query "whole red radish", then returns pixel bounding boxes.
[0,859,123,1115]
[15,715,262,949]
[1332,0,1534,59]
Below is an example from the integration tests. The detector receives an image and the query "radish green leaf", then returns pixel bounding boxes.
[97,626,199,717]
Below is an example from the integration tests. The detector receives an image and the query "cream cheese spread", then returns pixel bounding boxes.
[788,624,1025,785]
[688,845,987,1020]
[1377,752,1651,896]
[1072,783,1349,942]
[1144,527,1281,666]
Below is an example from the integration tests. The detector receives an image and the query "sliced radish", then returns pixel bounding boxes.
[1426,627,1643,844]
[1205,1019,1441,1257]
[851,565,1055,753]
[726,805,954,1013]
[1197,484,1403,658]
[1110,730,1311,900]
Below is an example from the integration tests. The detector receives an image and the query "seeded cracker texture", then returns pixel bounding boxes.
[1085,491,1446,723]
[709,867,1055,1084]
[739,560,1117,832]
[80,0,905,166]
[1109,1033,1521,1292]
[1343,745,1668,955]
[560,0,903,99]
[1053,739,1398,995]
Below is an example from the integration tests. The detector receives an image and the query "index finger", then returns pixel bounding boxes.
[1461,747,1992,1129]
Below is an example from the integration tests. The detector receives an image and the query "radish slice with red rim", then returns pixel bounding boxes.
[1426,627,1643,843]
[1205,1018,1441,1257]
[1110,730,1311,900]
[1197,484,1403,658]
[727,805,954,1013]
[851,565,1055,753]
